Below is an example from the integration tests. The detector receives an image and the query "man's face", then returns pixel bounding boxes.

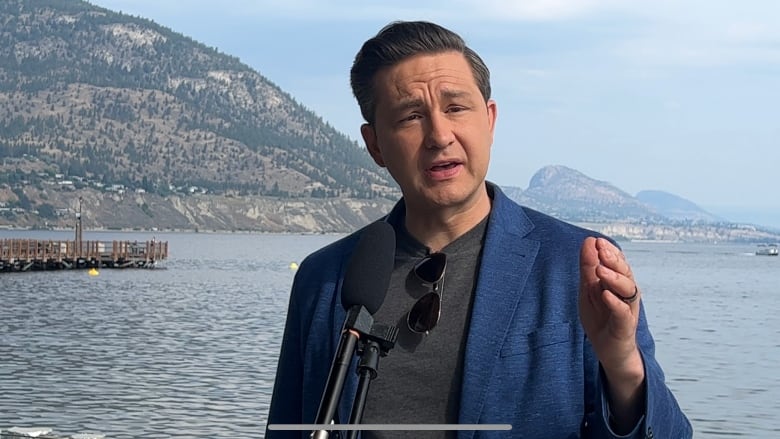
[361,51,497,213]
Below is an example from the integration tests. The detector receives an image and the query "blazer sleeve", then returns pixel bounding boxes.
[265,239,352,439]
[585,304,693,439]
[265,271,307,439]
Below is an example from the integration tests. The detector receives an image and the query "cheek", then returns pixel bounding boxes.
[380,150,406,173]
[374,128,424,173]
[382,148,419,181]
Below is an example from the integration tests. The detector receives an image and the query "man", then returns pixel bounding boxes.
[266,21,691,438]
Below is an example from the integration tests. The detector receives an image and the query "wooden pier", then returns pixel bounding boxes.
[0,238,168,272]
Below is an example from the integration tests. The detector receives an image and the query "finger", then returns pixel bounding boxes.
[601,288,634,310]
[605,284,640,306]
[596,263,639,305]
[580,238,607,317]
[579,236,600,286]
[599,290,640,339]
[595,238,634,280]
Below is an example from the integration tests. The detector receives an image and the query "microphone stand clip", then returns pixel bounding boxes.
[346,323,398,439]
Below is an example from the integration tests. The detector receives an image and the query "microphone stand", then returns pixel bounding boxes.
[311,305,374,439]
[347,324,398,439]
[310,306,397,439]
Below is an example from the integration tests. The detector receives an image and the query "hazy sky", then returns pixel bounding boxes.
[88,0,780,228]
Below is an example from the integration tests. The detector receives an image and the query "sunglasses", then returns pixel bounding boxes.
[407,252,447,334]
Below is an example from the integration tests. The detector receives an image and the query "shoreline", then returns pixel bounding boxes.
[0,226,343,236]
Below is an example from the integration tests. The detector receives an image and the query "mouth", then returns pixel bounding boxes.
[428,161,460,172]
[426,160,462,180]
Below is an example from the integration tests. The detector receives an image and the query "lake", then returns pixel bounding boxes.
[1,230,778,437]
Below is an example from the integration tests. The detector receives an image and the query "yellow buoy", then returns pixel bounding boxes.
[88,268,99,276]
[289,262,299,271]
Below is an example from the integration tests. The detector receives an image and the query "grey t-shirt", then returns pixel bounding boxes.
[360,217,488,438]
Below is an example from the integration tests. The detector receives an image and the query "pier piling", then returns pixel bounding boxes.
[0,238,168,272]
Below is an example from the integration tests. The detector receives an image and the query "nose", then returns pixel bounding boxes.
[425,112,455,149]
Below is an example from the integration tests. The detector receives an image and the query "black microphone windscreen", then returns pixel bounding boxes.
[341,221,395,314]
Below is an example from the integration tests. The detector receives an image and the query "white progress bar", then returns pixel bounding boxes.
[268,424,512,431]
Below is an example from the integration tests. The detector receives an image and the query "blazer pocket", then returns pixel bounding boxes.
[500,322,573,357]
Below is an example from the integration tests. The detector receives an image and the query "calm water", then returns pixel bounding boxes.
[1,231,778,437]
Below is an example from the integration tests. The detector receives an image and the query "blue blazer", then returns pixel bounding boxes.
[266,183,692,438]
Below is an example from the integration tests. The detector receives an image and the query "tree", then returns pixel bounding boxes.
[37,203,57,219]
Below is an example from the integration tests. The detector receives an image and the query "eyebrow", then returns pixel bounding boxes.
[394,97,424,114]
[392,89,472,113]
[441,89,469,100]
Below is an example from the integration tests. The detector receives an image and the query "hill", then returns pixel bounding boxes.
[502,166,780,243]
[0,0,397,199]
[1,1,778,243]
[502,165,661,222]
[635,190,721,222]
[502,165,723,223]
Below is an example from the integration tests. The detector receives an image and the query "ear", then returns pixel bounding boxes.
[361,123,386,167]
[486,99,498,137]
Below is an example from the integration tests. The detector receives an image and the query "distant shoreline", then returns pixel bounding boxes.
[0,226,342,236]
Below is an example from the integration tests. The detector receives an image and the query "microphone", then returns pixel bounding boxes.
[312,221,395,439]
[341,221,395,313]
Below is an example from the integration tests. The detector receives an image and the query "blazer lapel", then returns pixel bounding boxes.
[458,186,539,436]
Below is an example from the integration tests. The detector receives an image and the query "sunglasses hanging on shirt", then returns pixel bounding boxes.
[407,252,447,334]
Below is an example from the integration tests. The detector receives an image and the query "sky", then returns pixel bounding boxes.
[88,0,780,229]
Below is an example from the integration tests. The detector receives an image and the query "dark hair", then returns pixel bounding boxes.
[350,21,492,125]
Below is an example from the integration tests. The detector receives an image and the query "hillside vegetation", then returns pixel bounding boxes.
[0,0,396,199]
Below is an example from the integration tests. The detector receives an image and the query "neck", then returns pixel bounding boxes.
[404,187,492,252]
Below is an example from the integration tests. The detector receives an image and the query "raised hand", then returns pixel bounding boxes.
[579,236,645,431]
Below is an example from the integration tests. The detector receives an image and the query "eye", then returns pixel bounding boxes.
[399,113,422,123]
[446,105,467,113]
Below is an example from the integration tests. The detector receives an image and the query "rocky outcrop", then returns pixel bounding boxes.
[3,185,778,243]
[0,187,396,233]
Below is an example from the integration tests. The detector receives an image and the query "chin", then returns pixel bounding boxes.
[427,185,473,207]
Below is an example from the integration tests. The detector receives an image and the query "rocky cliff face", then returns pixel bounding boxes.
[3,183,779,243]
[0,186,396,233]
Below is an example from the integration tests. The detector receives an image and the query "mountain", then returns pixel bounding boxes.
[501,166,780,243]
[0,0,397,199]
[635,190,722,222]
[1,1,778,243]
[502,165,663,222]
[503,165,719,223]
